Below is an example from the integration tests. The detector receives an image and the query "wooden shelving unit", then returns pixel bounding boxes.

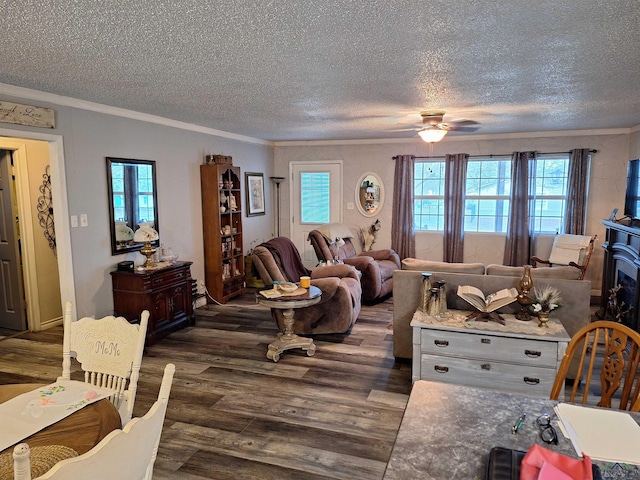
[200,164,245,303]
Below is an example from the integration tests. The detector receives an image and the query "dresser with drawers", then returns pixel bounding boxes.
[411,310,570,397]
[111,261,195,346]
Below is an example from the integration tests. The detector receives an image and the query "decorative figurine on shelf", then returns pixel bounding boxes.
[220,193,228,213]
[229,194,237,211]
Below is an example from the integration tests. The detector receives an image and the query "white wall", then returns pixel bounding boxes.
[0,93,274,318]
[275,131,632,295]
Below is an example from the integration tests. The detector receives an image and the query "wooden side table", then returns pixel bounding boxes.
[257,286,322,362]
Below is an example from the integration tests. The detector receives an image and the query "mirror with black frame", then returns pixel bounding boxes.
[106,157,159,255]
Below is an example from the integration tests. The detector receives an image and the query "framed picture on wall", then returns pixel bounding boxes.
[245,172,265,216]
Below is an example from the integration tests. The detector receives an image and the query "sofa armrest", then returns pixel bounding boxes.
[359,249,401,267]
[344,256,375,271]
[310,264,360,281]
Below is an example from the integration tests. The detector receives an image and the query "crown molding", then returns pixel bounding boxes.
[0,83,272,146]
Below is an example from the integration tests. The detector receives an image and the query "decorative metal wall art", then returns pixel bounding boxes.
[37,165,56,255]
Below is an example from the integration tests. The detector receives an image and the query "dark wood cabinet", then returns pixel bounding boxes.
[200,164,245,303]
[111,261,195,346]
[597,220,640,333]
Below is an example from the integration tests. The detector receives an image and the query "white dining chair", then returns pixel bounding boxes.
[59,301,149,424]
[14,363,175,480]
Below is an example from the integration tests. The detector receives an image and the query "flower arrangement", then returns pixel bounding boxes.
[531,285,562,314]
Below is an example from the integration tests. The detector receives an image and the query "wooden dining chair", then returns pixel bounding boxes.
[59,301,149,425]
[550,320,640,411]
[13,363,175,480]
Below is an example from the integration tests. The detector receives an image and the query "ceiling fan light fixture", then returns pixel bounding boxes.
[418,126,448,143]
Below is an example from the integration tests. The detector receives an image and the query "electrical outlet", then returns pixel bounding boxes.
[70,215,78,228]
[80,213,88,227]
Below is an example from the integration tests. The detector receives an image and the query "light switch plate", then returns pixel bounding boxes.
[70,215,78,228]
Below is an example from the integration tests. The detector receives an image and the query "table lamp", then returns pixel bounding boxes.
[115,221,134,248]
[133,222,159,268]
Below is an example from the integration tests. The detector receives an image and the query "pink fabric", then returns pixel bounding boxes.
[520,445,592,480]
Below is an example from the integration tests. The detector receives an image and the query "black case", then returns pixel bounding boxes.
[485,447,602,480]
[117,261,134,271]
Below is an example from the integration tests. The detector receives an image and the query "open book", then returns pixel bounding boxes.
[456,285,518,312]
[259,289,283,299]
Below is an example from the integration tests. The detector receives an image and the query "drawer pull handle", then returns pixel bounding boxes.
[525,349,541,358]
[481,363,491,371]
[524,377,540,385]
[434,340,449,347]
[434,365,449,373]
[481,338,491,344]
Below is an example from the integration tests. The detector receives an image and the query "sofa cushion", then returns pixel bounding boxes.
[486,264,582,280]
[402,258,485,275]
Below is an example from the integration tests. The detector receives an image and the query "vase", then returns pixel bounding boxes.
[537,311,550,327]
[419,272,432,312]
[516,265,534,321]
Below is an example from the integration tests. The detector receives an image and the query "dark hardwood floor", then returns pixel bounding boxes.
[0,290,412,479]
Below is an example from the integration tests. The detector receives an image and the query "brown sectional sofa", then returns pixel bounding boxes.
[394,259,593,380]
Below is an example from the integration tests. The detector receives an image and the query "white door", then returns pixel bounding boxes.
[290,161,342,268]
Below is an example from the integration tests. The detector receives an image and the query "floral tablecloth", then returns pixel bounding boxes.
[0,380,115,452]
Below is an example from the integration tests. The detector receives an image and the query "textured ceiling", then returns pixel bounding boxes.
[1,1,639,142]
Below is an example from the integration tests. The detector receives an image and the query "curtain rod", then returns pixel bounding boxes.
[393,149,598,160]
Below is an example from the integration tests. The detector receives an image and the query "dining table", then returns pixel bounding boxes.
[0,383,122,461]
[383,379,640,479]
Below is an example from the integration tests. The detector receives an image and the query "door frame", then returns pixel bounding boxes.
[0,129,76,330]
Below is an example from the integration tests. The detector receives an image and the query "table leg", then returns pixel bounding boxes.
[266,308,316,362]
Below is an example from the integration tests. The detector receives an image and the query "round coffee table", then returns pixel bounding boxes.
[257,285,322,362]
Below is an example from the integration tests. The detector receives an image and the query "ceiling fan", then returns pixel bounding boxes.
[416,110,480,143]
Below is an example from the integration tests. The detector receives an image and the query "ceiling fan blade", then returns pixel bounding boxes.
[447,120,480,127]
[449,125,480,132]
[389,126,421,132]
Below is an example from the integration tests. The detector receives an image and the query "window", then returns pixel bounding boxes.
[464,159,511,232]
[413,154,570,233]
[111,163,155,226]
[414,160,445,231]
[300,172,331,224]
[531,155,569,233]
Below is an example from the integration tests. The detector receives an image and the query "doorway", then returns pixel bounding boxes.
[0,150,27,330]
[289,161,343,268]
[0,131,76,331]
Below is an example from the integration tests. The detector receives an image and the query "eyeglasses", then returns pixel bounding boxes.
[536,413,558,445]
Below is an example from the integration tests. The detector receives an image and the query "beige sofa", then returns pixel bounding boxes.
[401,258,583,280]
[393,266,592,380]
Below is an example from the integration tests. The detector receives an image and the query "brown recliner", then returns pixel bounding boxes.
[307,229,400,303]
[251,237,362,335]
